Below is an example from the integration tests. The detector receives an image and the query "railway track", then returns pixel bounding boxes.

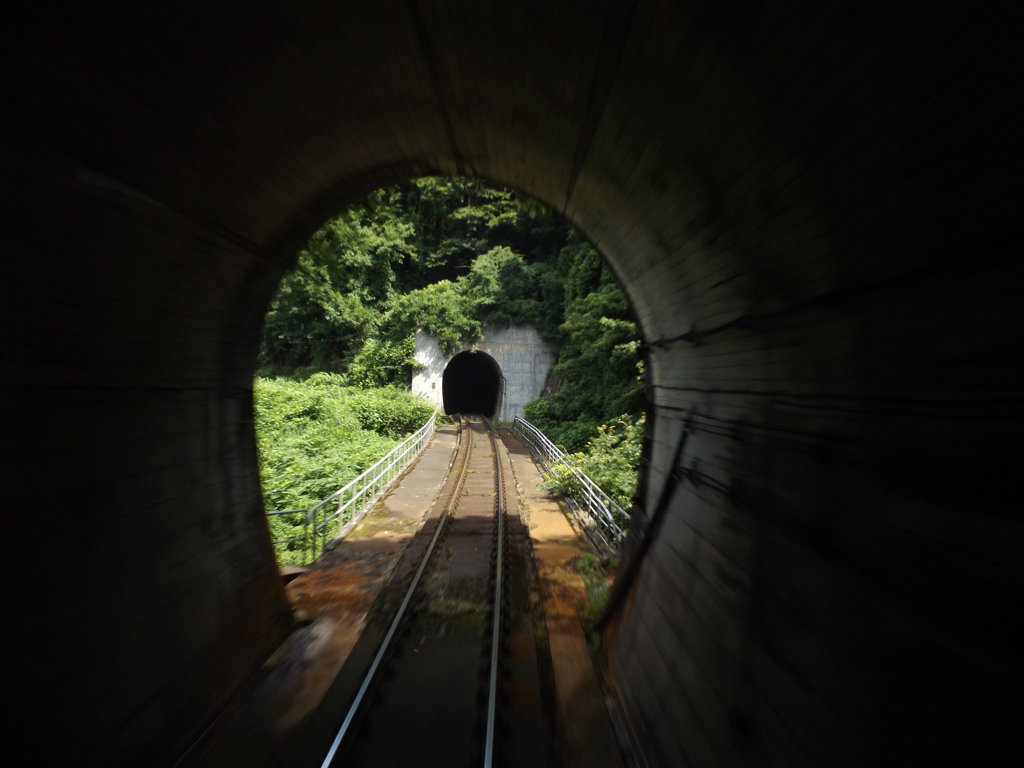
[318,416,545,768]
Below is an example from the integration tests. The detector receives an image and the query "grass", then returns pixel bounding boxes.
[574,552,618,620]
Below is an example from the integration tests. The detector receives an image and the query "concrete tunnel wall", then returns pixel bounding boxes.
[412,326,560,421]
[1,2,1022,765]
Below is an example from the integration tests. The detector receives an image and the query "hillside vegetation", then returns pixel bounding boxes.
[256,178,647,553]
[258,177,643,450]
[256,374,436,511]
[257,375,435,562]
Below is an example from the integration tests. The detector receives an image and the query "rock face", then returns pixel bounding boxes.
[411,326,559,422]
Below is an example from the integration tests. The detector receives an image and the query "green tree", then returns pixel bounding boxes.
[258,177,576,377]
[524,238,644,451]
[257,176,645,449]
[255,177,648,545]
[258,190,414,373]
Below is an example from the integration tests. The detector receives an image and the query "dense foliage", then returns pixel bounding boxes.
[256,177,647,559]
[256,374,434,563]
[522,240,645,452]
[258,179,571,376]
[256,373,434,509]
[543,416,645,509]
[258,177,644,447]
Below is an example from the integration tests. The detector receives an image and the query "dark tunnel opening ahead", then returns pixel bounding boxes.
[442,351,502,417]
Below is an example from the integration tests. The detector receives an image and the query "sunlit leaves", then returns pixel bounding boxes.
[523,240,644,453]
[256,374,434,510]
[542,416,645,508]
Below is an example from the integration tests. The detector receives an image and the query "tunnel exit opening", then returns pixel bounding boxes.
[442,350,503,417]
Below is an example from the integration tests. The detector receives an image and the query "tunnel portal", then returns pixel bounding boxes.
[442,351,502,417]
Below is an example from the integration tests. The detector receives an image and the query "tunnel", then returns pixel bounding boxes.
[2,2,1022,765]
[442,351,503,417]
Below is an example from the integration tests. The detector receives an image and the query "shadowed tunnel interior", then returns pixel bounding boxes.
[2,2,1022,766]
[442,351,503,417]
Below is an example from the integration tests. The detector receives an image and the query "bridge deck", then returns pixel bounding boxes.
[180,423,620,767]
[179,425,458,766]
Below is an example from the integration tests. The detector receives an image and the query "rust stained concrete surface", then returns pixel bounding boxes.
[180,423,458,767]
[282,423,459,718]
[500,430,624,768]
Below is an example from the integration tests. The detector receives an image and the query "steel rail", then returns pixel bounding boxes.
[319,416,474,768]
[482,416,504,768]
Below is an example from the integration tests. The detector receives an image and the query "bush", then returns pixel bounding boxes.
[345,337,421,388]
[255,375,437,563]
[342,385,436,439]
[542,415,644,509]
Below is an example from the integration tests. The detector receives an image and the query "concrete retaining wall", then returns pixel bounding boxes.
[411,325,559,422]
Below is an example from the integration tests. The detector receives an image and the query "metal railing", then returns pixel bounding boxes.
[512,415,630,553]
[268,412,438,565]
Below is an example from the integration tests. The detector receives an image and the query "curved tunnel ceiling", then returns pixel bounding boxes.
[2,2,1022,765]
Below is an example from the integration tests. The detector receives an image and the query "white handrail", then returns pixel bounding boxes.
[512,416,630,552]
